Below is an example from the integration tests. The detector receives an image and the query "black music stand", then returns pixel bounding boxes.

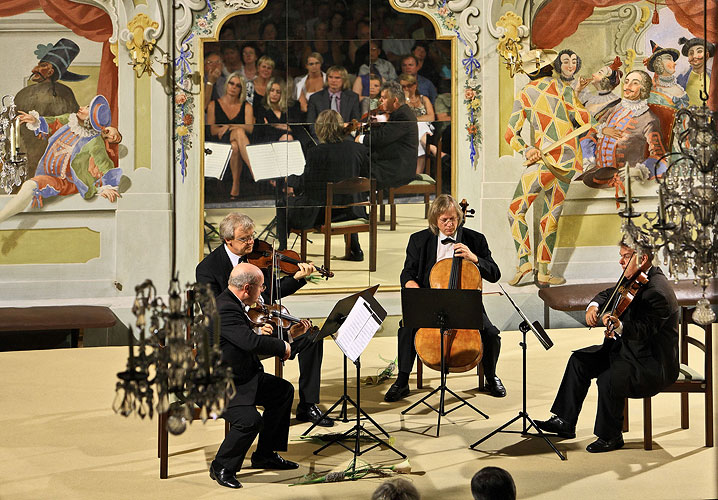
[400,288,489,437]
[302,287,406,465]
[469,284,566,460]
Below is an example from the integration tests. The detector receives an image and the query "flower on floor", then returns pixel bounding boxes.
[291,458,412,485]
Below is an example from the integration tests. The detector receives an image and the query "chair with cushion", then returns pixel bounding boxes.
[378,136,443,231]
[293,177,377,272]
[624,305,714,450]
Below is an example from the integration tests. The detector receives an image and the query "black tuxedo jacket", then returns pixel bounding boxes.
[587,266,679,398]
[306,88,361,124]
[215,288,287,406]
[195,244,305,302]
[400,226,501,330]
[362,103,418,189]
[288,137,369,228]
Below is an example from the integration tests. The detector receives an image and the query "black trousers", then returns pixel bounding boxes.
[214,372,293,474]
[292,334,323,404]
[397,322,501,379]
[550,346,625,440]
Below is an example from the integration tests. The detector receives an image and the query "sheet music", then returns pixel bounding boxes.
[246,140,306,181]
[334,296,383,362]
[203,142,232,179]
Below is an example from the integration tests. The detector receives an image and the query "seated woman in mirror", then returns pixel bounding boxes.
[253,78,293,144]
[247,55,275,107]
[276,110,368,262]
[399,73,435,175]
[294,53,326,117]
[207,72,254,199]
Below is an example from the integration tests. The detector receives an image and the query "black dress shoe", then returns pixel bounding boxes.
[250,451,299,470]
[485,376,507,397]
[535,415,576,439]
[346,249,364,262]
[209,461,242,488]
[586,435,624,453]
[384,382,410,402]
[296,403,334,427]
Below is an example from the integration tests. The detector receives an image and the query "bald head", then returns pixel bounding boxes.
[228,263,263,290]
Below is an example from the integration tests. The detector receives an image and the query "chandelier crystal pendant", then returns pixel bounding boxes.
[113,277,236,434]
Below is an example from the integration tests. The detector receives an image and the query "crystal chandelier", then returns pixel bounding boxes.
[621,26,716,325]
[0,95,27,194]
[113,276,236,434]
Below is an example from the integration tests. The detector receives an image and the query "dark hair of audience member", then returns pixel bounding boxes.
[470,467,516,500]
[372,478,420,500]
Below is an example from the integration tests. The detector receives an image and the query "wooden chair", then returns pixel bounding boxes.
[378,136,443,231]
[293,177,377,272]
[624,306,714,450]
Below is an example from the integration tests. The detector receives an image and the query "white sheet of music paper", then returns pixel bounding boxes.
[203,142,232,179]
[334,296,383,362]
[246,141,305,180]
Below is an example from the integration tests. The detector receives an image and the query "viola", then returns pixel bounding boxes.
[246,302,318,343]
[414,199,484,373]
[598,252,651,339]
[247,239,334,279]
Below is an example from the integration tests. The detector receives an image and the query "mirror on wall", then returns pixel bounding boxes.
[201,0,453,290]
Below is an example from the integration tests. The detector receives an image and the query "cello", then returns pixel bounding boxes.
[414,199,484,373]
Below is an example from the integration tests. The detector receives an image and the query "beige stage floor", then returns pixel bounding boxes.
[1,327,716,500]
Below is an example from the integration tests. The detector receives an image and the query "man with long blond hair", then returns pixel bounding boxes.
[384,194,506,402]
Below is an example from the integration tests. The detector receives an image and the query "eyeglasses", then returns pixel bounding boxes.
[438,217,458,224]
[307,61,320,66]
[256,283,266,291]
[400,83,416,89]
[235,232,256,243]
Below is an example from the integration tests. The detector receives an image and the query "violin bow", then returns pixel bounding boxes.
[591,253,634,329]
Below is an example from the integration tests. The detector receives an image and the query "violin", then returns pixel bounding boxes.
[414,199,484,373]
[600,253,651,339]
[247,239,334,279]
[246,301,318,343]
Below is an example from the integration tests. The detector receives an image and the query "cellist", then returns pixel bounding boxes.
[384,194,507,402]
[535,235,679,453]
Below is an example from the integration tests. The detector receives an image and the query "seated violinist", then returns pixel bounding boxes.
[384,195,506,403]
[276,109,369,262]
[209,262,312,488]
[535,235,679,453]
[196,212,333,427]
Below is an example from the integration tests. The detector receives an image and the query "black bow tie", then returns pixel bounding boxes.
[441,237,456,245]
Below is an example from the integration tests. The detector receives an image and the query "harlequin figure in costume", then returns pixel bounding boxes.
[580,70,667,179]
[644,41,689,109]
[0,95,122,224]
[504,49,595,287]
[676,37,714,107]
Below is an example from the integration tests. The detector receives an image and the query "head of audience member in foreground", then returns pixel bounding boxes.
[372,478,421,500]
[471,466,516,500]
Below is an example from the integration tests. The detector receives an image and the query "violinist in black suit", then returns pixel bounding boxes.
[196,212,333,427]
[355,80,418,189]
[276,109,369,261]
[536,237,679,453]
[384,195,506,402]
[209,263,312,488]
